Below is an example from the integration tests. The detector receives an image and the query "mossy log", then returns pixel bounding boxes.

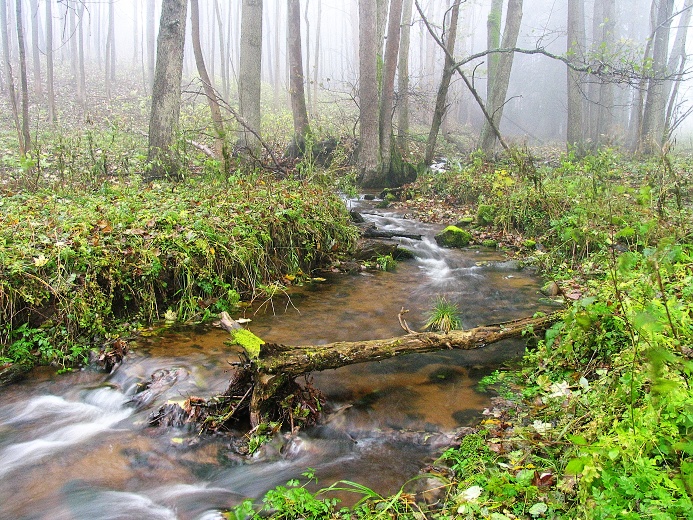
[220,311,561,427]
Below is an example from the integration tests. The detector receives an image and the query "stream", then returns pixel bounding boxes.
[0,199,552,520]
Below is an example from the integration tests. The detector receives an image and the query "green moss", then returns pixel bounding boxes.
[476,204,496,226]
[230,329,264,360]
[482,239,498,248]
[455,216,475,227]
[434,226,472,248]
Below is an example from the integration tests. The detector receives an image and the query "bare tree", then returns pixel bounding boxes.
[486,0,503,101]
[238,0,263,150]
[664,0,693,139]
[29,0,41,98]
[146,0,155,91]
[190,0,226,167]
[396,0,413,154]
[424,0,460,165]
[1,0,22,152]
[566,0,586,154]
[15,0,31,155]
[287,0,310,145]
[358,0,380,184]
[640,0,675,153]
[45,0,56,122]
[478,0,523,154]
[148,0,188,178]
[378,0,404,181]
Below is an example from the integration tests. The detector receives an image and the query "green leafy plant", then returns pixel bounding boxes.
[424,297,462,333]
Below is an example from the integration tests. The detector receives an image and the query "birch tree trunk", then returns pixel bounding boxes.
[479,0,523,155]
[147,0,188,178]
[424,0,460,165]
[238,0,263,150]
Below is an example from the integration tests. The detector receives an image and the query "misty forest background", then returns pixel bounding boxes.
[0,0,691,189]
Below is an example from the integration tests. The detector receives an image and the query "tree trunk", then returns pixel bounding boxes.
[358,0,381,186]
[378,0,404,182]
[104,0,114,99]
[76,1,86,106]
[146,0,156,92]
[1,0,23,153]
[108,0,115,80]
[663,0,691,141]
[190,0,226,167]
[566,0,585,155]
[303,0,311,115]
[396,0,413,154]
[273,0,281,109]
[29,0,41,98]
[424,0,460,165]
[479,0,523,155]
[15,0,31,156]
[287,0,310,143]
[312,0,321,116]
[596,0,615,147]
[147,0,188,178]
[486,0,503,101]
[640,0,675,153]
[213,1,228,102]
[238,0,263,151]
[45,0,56,122]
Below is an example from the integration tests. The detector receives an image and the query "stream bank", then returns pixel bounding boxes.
[0,197,554,519]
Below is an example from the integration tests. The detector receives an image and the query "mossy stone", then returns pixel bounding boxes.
[434,226,472,248]
[455,216,475,227]
[476,204,496,226]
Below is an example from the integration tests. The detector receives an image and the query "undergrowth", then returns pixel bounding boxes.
[0,174,357,367]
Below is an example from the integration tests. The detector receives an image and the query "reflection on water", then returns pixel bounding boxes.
[0,200,552,519]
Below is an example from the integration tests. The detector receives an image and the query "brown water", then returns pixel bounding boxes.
[0,200,554,520]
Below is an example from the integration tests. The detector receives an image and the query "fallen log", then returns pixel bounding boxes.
[216,311,562,428]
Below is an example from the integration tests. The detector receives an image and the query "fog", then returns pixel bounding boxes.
[3,0,693,152]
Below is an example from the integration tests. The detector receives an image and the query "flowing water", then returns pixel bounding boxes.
[0,199,553,520]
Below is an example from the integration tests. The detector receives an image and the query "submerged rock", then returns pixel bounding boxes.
[434,226,472,248]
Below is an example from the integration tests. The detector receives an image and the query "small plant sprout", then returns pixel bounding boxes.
[424,297,462,333]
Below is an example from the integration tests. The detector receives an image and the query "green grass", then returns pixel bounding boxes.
[0,174,358,368]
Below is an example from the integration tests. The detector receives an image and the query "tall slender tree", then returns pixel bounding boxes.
[378,0,404,181]
[640,0,675,153]
[566,0,586,154]
[45,0,56,122]
[287,0,310,145]
[479,0,523,154]
[396,0,414,153]
[148,0,188,178]
[358,0,380,184]
[425,0,460,165]
[238,0,263,150]
[15,0,31,155]
[1,0,22,152]
[29,0,41,98]
[190,0,226,166]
